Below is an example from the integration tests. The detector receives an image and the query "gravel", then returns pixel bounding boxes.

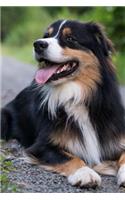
[1,56,125,193]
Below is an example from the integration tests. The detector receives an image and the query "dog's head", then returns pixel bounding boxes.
[33,20,114,103]
[34,20,113,85]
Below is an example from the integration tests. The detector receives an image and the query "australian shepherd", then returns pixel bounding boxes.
[1,20,125,188]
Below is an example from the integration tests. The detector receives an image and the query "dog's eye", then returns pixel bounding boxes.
[66,36,77,43]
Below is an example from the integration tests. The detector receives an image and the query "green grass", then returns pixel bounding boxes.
[2,44,125,84]
[0,155,20,192]
[0,140,21,193]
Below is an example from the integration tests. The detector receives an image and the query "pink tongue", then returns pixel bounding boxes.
[35,66,59,84]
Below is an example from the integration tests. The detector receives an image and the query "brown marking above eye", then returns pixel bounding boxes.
[62,27,72,36]
[48,27,54,36]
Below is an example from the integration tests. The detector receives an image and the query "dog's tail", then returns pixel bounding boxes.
[93,161,118,176]
[1,108,13,141]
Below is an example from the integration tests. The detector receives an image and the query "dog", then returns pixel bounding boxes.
[1,20,125,188]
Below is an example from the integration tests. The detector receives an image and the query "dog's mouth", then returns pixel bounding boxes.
[35,60,79,84]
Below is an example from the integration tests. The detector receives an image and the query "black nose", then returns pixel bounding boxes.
[33,40,48,53]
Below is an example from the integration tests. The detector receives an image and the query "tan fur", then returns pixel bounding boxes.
[93,153,125,176]
[75,64,101,100]
[25,152,85,176]
[25,150,119,177]
[25,148,125,178]
[50,130,121,176]
[50,129,77,150]
[118,139,125,167]
[118,152,125,167]
[62,27,72,36]
[53,156,85,176]
[63,48,101,100]
[63,47,99,65]
[48,27,54,36]
[93,161,118,176]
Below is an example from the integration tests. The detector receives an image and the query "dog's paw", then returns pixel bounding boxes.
[67,166,101,188]
[117,164,125,187]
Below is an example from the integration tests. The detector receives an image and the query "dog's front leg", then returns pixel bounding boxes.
[26,142,101,188]
[117,152,125,187]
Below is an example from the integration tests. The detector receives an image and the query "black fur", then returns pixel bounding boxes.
[88,60,125,160]
[1,20,125,166]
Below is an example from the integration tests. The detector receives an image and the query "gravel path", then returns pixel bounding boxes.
[1,56,125,193]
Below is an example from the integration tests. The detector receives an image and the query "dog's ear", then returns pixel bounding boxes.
[88,22,114,56]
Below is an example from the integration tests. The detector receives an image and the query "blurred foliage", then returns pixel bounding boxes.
[1,7,125,51]
[1,7,125,83]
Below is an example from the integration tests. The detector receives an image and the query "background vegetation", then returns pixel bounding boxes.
[1,7,125,84]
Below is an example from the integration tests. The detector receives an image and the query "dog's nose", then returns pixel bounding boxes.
[33,40,48,52]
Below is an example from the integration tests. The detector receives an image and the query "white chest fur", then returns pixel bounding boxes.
[40,82,101,165]
[65,103,101,165]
